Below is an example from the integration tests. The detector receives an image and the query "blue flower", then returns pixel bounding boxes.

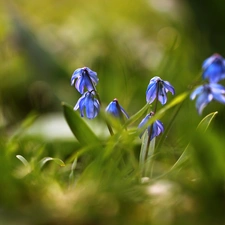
[71,67,99,94]
[74,91,100,119]
[138,112,164,140]
[146,76,175,105]
[190,83,225,114]
[105,98,129,119]
[202,53,225,83]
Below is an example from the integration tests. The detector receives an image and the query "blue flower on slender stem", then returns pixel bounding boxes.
[202,53,225,83]
[71,67,99,94]
[146,76,175,105]
[105,98,129,119]
[138,112,164,140]
[190,83,225,114]
[74,91,100,119]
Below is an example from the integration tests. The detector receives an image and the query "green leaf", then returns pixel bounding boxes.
[197,111,218,132]
[62,102,101,145]
[16,155,29,167]
[15,155,32,177]
[39,157,65,168]
[191,128,225,183]
[167,111,218,174]
[139,131,156,177]
[125,103,149,127]
[69,157,78,184]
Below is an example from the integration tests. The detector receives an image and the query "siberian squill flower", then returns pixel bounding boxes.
[190,83,225,114]
[138,112,164,140]
[146,76,175,105]
[74,91,100,119]
[105,99,129,119]
[202,53,225,83]
[71,67,99,94]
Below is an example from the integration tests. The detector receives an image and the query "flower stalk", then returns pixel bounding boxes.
[139,76,174,177]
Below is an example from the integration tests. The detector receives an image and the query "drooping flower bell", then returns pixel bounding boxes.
[105,98,129,119]
[190,83,225,114]
[146,76,175,105]
[74,91,100,119]
[71,67,99,94]
[202,53,225,83]
[138,112,164,140]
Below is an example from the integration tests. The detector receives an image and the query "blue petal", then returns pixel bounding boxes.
[74,93,86,117]
[85,93,95,119]
[150,76,162,83]
[163,81,175,95]
[75,77,85,94]
[74,99,80,111]
[151,120,164,140]
[138,114,151,129]
[158,87,167,105]
[202,55,217,70]
[71,67,98,93]
[210,83,225,93]
[120,106,129,118]
[74,94,85,110]
[190,86,204,100]
[202,54,223,70]
[146,82,156,91]
[105,100,129,119]
[85,93,100,119]
[106,102,119,117]
[146,77,175,105]
[202,54,225,83]
[71,68,83,85]
[93,99,100,118]
[83,75,95,92]
[212,92,225,104]
[138,114,151,138]
[202,63,225,83]
[155,120,164,133]
[196,92,213,115]
[146,83,157,103]
[86,67,99,84]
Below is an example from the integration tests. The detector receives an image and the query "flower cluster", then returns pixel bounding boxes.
[71,67,100,119]
[71,67,175,141]
[139,76,175,140]
[191,54,225,114]
[71,67,129,121]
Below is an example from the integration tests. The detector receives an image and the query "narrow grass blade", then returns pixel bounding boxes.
[39,157,65,168]
[16,155,29,167]
[168,111,218,173]
[197,111,218,132]
[138,92,188,136]
[125,103,149,127]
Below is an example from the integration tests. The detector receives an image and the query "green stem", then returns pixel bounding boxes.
[86,72,113,136]
[145,82,160,160]
[143,81,160,176]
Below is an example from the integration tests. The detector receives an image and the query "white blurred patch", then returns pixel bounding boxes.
[149,0,177,13]
[25,113,108,140]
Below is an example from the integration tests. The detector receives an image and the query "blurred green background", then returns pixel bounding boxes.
[0,0,201,123]
[1,0,224,127]
[1,0,225,224]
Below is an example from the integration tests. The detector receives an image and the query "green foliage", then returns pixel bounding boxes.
[1,0,225,224]
[62,102,101,145]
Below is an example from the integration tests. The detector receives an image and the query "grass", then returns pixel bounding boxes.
[1,1,225,224]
